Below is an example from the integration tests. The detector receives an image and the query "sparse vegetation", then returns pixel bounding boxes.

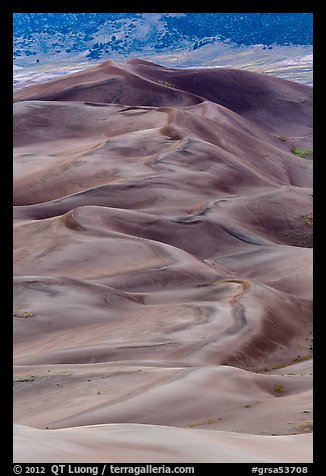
[292,354,312,362]
[13,374,35,383]
[302,212,313,226]
[262,362,292,372]
[290,147,313,158]
[13,310,33,318]
[294,420,313,432]
[273,363,288,370]
[244,400,264,407]
[288,228,312,248]
[155,79,177,89]
[275,135,287,142]
[189,422,199,428]
[274,383,285,393]
[189,416,222,428]
[265,363,289,371]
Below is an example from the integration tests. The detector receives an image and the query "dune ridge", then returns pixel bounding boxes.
[13,59,313,462]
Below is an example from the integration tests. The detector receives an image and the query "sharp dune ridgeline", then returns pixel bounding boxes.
[13,59,313,463]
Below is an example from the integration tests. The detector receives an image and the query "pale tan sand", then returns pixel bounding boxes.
[14,424,312,463]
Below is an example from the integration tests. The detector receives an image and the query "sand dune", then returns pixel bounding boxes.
[13,60,312,462]
[14,362,312,436]
[14,58,312,136]
[14,424,312,463]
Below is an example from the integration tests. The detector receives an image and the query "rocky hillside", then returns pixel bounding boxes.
[13,13,313,65]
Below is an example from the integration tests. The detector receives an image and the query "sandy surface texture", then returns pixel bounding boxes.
[13,59,313,463]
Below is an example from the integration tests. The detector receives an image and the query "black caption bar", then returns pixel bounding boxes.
[11,464,315,475]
